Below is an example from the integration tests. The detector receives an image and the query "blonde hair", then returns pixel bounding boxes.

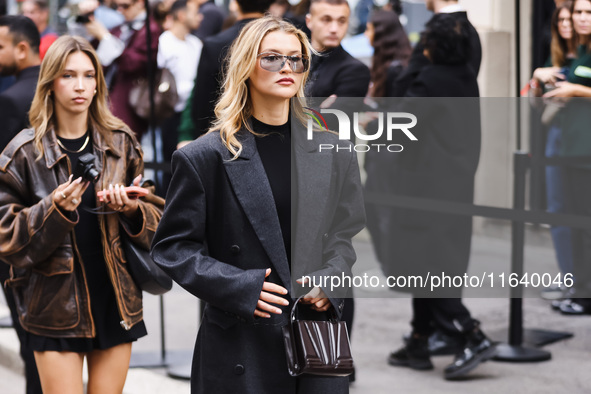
[209,15,312,159]
[29,35,129,160]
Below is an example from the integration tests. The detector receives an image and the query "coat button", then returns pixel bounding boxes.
[234,364,245,375]
[323,233,328,239]
[230,245,240,254]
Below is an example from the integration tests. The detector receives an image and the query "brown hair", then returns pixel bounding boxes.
[369,10,411,97]
[552,1,575,66]
[29,35,128,159]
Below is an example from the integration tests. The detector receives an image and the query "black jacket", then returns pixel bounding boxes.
[392,11,481,97]
[190,19,255,138]
[151,125,365,393]
[0,66,40,152]
[365,64,481,296]
[306,45,370,98]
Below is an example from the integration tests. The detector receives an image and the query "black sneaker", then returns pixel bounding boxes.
[388,336,434,371]
[403,330,466,356]
[444,329,497,380]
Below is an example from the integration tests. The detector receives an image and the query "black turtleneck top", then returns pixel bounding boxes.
[252,117,291,265]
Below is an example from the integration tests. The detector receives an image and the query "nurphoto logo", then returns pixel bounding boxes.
[304,107,418,152]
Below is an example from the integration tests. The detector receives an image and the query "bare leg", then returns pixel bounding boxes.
[86,342,132,394]
[34,351,84,394]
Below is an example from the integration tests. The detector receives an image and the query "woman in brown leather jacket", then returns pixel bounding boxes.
[0,35,162,394]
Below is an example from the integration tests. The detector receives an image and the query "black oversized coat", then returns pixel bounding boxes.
[151,124,365,393]
[364,64,481,296]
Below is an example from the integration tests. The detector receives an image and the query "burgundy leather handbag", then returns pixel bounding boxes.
[282,296,354,377]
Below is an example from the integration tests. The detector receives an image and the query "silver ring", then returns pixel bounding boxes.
[60,192,67,199]
[71,198,79,205]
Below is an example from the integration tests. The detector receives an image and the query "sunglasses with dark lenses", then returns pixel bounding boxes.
[257,52,309,73]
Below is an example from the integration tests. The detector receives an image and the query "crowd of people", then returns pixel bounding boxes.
[0,0,588,393]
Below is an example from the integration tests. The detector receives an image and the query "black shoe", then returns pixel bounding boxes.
[444,329,497,380]
[403,330,466,356]
[559,299,591,315]
[388,336,434,371]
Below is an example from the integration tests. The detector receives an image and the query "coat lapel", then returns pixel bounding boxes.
[223,130,292,292]
[292,129,332,278]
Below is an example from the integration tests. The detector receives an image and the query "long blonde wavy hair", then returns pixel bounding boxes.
[29,35,129,160]
[209,16,312,159]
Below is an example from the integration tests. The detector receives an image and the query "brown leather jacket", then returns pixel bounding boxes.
[0,127,163,337]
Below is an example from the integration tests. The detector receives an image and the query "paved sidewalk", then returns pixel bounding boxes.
[1,232,590,393]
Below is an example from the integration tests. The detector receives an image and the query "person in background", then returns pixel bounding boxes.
[185,0,272,141]
[193,0,224,39]
[0,35,163,394]
[21,0,58,59]
[83,0,161,140]
[0,15,43,394]
[544,0,591,315]
[392,0,481,97]
[384,14,496,380]
[305,0,370,98]
[530,1,577,303]
[305,3,369,380]
[158,0,202,193]
[152,16,364,393]
[364,9,411,98]
[269,0,291,19]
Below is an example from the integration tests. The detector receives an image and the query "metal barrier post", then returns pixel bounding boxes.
[494,152,552,362]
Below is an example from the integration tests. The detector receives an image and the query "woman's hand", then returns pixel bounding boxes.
[532,67,563,84]
[54,175,89,212]
[254,268,289,318]
[296,277,331,312]
[101,175,142,218]
[543,81,586,98]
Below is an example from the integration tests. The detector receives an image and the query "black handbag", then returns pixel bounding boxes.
[121,232,172,295]
[282,296,354,377]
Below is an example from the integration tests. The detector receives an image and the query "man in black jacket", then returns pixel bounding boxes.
[0,15,41,150]
[304,1,369,383]
[392,0,482,97]
[305,0,370,98]
[0,15,42,394]
[188,0,273,139]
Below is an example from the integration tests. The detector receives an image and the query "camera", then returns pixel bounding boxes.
[75,11,93,24]
[73,153,100,183]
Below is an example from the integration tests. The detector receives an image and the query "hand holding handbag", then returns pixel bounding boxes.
[282,295,354,377]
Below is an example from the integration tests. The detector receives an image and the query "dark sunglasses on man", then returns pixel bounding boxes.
[257,52,309,73]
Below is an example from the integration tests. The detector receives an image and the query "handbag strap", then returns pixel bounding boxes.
[289,295,339,323]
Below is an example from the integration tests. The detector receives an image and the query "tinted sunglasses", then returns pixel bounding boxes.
[257,52,309,73]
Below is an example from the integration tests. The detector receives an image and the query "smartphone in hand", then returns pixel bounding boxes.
[97,186,149,202]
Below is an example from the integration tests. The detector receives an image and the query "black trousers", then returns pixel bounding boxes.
[0,263,42,394]
[411,297,478,337]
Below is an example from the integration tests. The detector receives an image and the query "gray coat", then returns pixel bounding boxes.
[151,124,365,393]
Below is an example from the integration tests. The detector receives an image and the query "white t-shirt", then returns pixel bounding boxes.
[157,30,203,112]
